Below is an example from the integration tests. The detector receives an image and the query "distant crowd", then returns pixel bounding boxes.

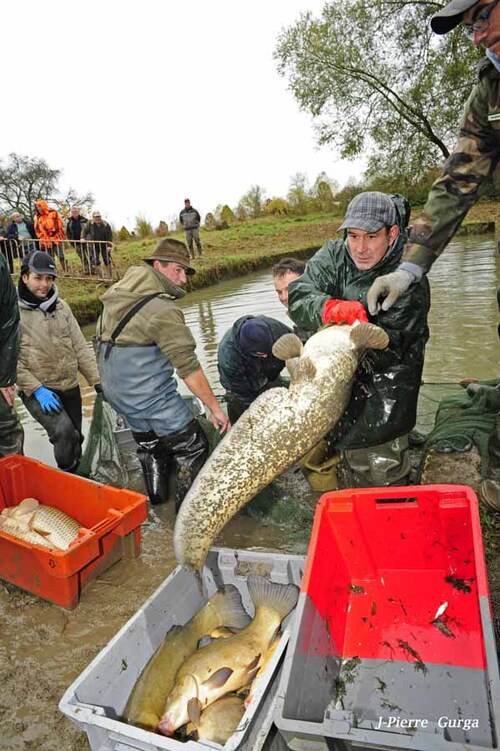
[0,204,113,276]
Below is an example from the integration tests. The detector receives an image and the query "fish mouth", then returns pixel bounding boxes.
[157,718,175,736]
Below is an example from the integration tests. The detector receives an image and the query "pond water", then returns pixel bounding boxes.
[20,233,500,464]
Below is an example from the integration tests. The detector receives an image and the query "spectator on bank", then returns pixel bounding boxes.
[0,221,14,274]
[6,212,37,261]
[82,211,113,277]
[179,198,203,259]
[66,206,89,272]
[34,200,67,270]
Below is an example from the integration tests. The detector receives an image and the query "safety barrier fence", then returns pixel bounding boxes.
[0,238,118,280]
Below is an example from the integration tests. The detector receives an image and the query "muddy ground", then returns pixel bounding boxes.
[0,449,498,751]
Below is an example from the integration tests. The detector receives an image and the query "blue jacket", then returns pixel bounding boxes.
[217,315,292,407]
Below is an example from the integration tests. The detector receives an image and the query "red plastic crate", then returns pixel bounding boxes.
[0,455,148,608]
[275,484,500,751]
[302,484,490,669]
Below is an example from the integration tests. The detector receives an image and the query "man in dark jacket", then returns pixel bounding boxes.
[66,206,89,272]
[82,211,113,277]
[179,199,202,258]
[0,252,23,457]
[6,212,37,262]
[289,192,430,487]
[218,315,292,423]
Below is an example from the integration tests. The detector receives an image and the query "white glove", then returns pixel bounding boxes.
[367,269,414,315]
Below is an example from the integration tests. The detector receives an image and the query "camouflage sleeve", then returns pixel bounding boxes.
[404,70,500,272]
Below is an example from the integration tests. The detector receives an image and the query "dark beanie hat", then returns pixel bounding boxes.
[239,318,273,355]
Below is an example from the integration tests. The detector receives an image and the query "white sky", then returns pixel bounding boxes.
[4,1,365,230]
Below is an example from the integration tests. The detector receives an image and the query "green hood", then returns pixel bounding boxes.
[100,263,185,323]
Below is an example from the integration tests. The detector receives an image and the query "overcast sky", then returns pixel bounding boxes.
[4,1,365,229]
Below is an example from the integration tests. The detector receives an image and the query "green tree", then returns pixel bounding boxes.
[275,1,480,181]
[0,153,92,218]
[264,197,288,216]
[220,204,236,224]
[135,214,153,238]
[237,185,266,219]
[287,172,312,214]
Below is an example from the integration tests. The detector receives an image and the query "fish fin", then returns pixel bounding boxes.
[245,654,261,672]
[245,666,260,685]
[202,584,251,632]
[165,624,183,638]
[187,697,202,728]
[287,356,316,384]
[10,498,39,518]
[197,635,213,649]
[247,575,299,622]
[350,323,389,351]
[201,667,233,690]
[272,333,303,361]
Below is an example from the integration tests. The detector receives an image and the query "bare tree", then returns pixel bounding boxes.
[0,153,93,218]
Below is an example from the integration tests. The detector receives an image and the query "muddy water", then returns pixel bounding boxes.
[1,237,499,751]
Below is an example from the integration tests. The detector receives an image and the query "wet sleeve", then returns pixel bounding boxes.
[0,262,20,388]
[404,77,500,272]
[288,240,338,330]
[217,344,264,405]
[150,306,200,379]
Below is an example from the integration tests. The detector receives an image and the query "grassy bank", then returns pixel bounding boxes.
[58,202,500,324]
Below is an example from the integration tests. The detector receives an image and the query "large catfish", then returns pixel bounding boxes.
[174,322,389,572]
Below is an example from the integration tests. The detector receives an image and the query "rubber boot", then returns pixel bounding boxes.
[157,420,209,512]
[132,430,172,505]
[480,411,500,512]
[0,397,24,457]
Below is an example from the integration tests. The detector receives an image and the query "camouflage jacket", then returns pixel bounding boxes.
[405,58,500,272]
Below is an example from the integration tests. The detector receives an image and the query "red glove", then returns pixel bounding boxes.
[321,299,369,326]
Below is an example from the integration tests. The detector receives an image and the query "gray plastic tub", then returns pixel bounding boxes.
[59,547,303,751]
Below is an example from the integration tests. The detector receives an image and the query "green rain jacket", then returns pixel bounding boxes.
[0,253,19,388]
[288,195,430,450]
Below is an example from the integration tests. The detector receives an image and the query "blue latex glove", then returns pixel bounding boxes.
[33,386,61,414]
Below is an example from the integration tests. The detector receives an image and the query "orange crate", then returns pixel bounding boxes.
[0,455,147,609]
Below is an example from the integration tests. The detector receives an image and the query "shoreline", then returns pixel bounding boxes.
[55,206,499,325]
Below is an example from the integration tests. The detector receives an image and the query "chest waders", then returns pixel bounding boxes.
[98,295,209,510]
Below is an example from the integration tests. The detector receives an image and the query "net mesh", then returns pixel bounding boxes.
[77,393,129,487]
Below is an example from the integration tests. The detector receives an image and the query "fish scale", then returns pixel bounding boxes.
[174,322,389,573]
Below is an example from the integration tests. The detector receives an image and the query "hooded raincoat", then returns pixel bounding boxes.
[288,195,430,450]
[217,315,292,407]
[34,200,66,249]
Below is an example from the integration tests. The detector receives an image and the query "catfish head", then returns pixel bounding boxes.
[157,667,234,736]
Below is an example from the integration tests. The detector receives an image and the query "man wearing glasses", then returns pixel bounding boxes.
[367,0,500,510]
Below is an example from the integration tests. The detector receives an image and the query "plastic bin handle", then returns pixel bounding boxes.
[108,731,158,751]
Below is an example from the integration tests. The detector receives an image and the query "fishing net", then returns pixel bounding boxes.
[417,378,499,481]
[78,396,222,490]
[77,393,129,487]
